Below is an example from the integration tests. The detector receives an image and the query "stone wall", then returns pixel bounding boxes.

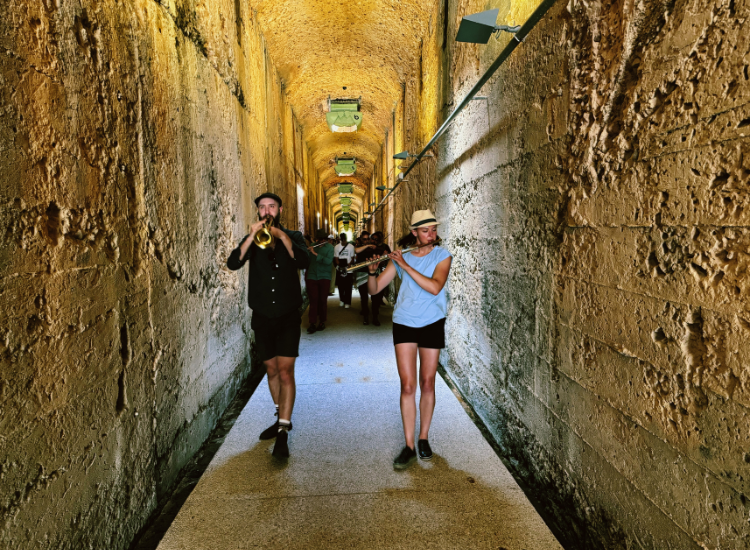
[433,0,750,547]
[0,0,313,548]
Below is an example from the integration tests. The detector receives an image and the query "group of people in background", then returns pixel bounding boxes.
[228,191,452,470]
[302,230,392,332]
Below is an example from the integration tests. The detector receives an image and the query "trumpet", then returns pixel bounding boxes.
[253,216,275,249]
[346,238,441,272]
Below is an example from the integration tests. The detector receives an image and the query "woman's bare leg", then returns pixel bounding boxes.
[395,343,419,448]
[417,348,440,439]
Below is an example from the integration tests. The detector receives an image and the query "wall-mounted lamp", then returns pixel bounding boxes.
[394,151,434,160]
[455,9,520,44]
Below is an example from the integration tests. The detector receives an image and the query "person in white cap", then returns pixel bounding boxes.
[365,209,452,470]
[334,233,357,308]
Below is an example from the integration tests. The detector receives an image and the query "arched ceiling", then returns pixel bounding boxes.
[248,0,436,216]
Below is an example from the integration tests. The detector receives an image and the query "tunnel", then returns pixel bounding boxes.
[1,0,748,548]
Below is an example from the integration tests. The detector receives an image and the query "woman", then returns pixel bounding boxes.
[367,210,452,469]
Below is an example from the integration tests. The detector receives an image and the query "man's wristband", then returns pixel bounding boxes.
[368,272,378,277]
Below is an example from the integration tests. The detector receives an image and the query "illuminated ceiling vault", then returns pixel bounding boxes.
[248,0,437,221]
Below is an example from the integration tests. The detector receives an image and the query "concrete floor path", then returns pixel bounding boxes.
[157,292,563,550]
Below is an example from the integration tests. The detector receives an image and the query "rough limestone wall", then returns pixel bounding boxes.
[390,0,445,243]
[0,0,306,548]
[437,0,750,547]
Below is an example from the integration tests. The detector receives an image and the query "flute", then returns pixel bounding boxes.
[346,238,441,272]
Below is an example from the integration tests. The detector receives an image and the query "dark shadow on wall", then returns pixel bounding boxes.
[128,358,266,550]
[129,290,310,550]
[438,364,628,550]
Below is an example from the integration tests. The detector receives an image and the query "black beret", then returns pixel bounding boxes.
[254,192,282,207]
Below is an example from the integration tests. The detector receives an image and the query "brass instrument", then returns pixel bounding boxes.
[253,216,275,249]
[346,238,441,272]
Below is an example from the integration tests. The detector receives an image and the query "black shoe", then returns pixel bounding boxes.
[272,430,289,459]
[259,421,292,440]
[372,318,381,326]
[393,446,417,470]
[317,322,326,331]
[417,439,433,460]
[363,318,369,325]
[307,324,317,334]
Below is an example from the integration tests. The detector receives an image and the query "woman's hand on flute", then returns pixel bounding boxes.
[389,250,406,268]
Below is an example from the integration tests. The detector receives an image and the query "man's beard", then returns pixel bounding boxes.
[259,213,281,227]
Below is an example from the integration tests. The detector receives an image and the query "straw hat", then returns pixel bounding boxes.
[410,209,440,230]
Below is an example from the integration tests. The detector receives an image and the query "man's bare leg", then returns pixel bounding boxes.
[264,357,281,405]
[275,356,296,421]
[272,356,296,459]
[259,357,284,440]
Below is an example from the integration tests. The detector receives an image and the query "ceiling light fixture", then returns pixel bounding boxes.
[334,157,356,176]
[326,97,362,133]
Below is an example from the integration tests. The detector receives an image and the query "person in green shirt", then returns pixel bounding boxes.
[305,229,334,333]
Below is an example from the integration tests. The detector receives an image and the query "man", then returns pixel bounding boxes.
[305,229,334,334]
[226,192,309,459]
[333,233,356,309]
[328,234,337,296]
[365,231,391,326]
[353,231,375,324]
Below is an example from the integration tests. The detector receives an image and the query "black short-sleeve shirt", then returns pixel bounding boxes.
[226,227,310,318]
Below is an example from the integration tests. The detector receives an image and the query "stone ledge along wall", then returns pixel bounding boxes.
[0,0,312,548]
[434,0,750,547]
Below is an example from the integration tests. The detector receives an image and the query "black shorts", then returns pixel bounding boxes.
[251,309,302,362]
[393,318,446,349]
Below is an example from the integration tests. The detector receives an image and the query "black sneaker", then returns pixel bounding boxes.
[417,439,433,460]
[372,318,381,326]
[272,430,289,458]
[363,318,369,325]
[317,322,326,331]
[393,446,417,470]
[307,324,317,334]
[259,421,292,440]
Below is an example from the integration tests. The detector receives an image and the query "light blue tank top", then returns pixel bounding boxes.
[393,245,452,328]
